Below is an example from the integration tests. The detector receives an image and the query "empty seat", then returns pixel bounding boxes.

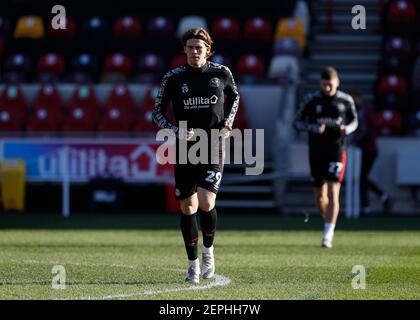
[63,85,100,132]
[36,52,66,82]
[112,16,141,38]
[3,53,33,82]
[381,54,412,75]
[98,107,131,133]
[387,0,416,30]
[236,54,265,76]
[0,85,27,129]
[103,53,133,74]
[243,17,272,42]
[0,108,24,132]
[383,36,411,57]
[26,107,62,132]
[375,109,402,136]
[32,84,65,122]
[211,17,240,41]
[177,16,208,38]
[377,74,409,110]
[67,53,99,83]
[104,84,136,115]
[137,53,165,75]
[268,55,300,83]
[14,16,45,38]
[147,16,175,38]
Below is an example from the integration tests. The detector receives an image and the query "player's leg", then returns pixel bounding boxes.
[313,183,328,220]
[321,181,341,248]
[197,162,223,279]
[197,187,217,279]
[175,164,200,283]
[321,151,346,248]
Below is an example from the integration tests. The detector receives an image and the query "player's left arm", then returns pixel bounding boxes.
[223,67,240,130]
[343,95,358,135]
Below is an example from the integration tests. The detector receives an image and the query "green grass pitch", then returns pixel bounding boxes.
[0,214,419,300]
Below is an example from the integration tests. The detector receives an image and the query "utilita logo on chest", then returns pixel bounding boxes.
[183,95,218,110]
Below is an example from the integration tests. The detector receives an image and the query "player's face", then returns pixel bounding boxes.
[320,78,340,96]
[184,39,210,68]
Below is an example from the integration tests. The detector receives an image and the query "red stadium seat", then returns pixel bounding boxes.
[377,74,408,96]
[98,107,131,133]
[103,53,133,75]
[104,84,136,114]
[112,16,141,38]
[26,107,62,132]
[63,85,100,132]
[211,17,240,41]
[375,109,402,136]
[0,108,24,132]
[236,54,266,76]
[387,0,416,24]
[32,84,65,122]
[36,52,65,80]
[0,85,27,124]
[244,17,272,42]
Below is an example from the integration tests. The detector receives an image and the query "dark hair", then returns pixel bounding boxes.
[181,27,214,57]
[320,67,339,80]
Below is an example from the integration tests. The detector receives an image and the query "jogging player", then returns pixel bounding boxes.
[152,28,240,283]
[294,67,358,248]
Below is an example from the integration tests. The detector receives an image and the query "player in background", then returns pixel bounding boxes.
[350,90,392,215]
[153,28,240,283]
[294,67,358,248]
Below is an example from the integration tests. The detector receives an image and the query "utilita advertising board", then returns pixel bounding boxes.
[0,138,174,183]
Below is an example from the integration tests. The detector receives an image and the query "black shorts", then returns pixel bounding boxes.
[174,163,224,200]
[309,147,347,187]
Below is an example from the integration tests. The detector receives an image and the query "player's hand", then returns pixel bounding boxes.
[339,125,346,135]
[318,124,326,134]
[177,127,195,140]
[219,122,232,138]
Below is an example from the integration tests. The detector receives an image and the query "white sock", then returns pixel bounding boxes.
[323,223,336,242]
[188,258,199,268]
[202,245,214,254]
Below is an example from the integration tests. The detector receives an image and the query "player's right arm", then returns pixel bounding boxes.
[293,93,323,133]
[152,71,178,133]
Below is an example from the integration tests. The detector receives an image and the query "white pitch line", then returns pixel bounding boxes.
[12,259,231,300]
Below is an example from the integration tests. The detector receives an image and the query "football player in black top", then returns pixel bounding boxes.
[153,28,240,283]
[294,67,358,248]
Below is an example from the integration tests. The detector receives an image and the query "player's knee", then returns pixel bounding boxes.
[198,200,215,212]
[180,200,198,215]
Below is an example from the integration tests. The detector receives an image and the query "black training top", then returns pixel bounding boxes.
[294,90,358,150]
[152,61,240,133]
